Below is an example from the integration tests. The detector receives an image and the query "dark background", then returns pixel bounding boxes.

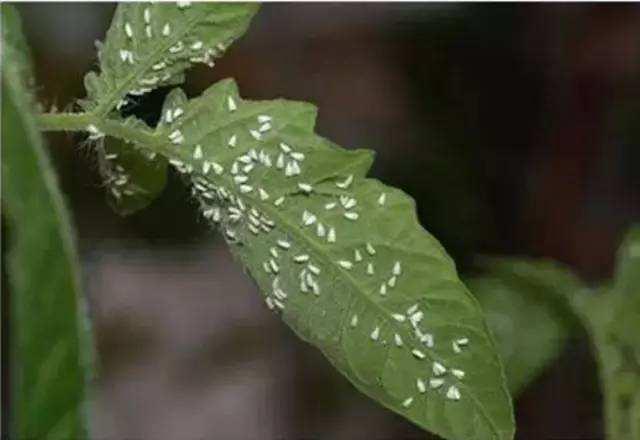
[12,2,640,439]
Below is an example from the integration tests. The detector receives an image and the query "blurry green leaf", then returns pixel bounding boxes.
[575,228,640,440]
[466,258,583,395]
[123,79,514,440]
[82,2,259,115]
[613,225,640,297]
[1,5,91,439]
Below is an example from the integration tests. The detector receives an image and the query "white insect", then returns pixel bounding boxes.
[392,314,405,322]
[370,326,380,341]
[344,212,359,221]
[393,261,402,276]
[412,349,426,359]
[227,96,237,112]
[124,22,133,38]
[258,188,269,200]
[451,369,465,380]
[337,260,353,270]
[417,378,426,393]
[162,23,171,36]
[350,315,358,328]
[327,227,336,243]
[394,333,403,347]
[336,174,354,189]
[302,211,317,226]
[432,362,447,376]
[378,193,387,205]
[446,385,461,401]
[402,397,414,408]
[429,378,444,389]
[228,134,237,148]
[366,242,376,255]
[366,263,375,275]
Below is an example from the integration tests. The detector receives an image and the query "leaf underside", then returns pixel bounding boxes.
[86,2,259,214]
[2,5,91,439]
[87,3,515,439]
[122,78,513,439]
[82,2,259,115]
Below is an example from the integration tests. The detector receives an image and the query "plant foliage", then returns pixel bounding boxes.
[79,3,515,439]
[2,5,92,439]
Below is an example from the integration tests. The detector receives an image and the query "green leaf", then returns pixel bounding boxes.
[1,5,92,440]
[128,79,514,440]
[466,258,582,395]
[98,136,168,216]
[613,225,640,297]
[575,228,640,440]
[82,2,259,115]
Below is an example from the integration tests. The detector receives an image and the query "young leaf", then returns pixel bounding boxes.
[81,2,259,115]
[97,136,168,216]
[466,259,581,395]
[2,5,92,439]
[122,79,515,440]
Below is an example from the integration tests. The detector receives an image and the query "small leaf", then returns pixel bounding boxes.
[82,2,259,115]
[98,136,168,216]
[466,258,581,395]
[2,5,92,439]
[128,79,514,440]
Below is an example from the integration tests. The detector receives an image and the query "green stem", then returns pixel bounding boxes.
[36,112,159,147]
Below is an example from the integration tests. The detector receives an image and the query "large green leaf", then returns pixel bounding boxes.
[82,2,259,115]
[1,5,92,438]
[466,258,582,395]
[120,79,514,439]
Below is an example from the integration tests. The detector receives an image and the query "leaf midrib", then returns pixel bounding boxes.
[135,116,505,440]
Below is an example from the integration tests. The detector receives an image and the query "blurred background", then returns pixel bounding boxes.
[12,2,640,439]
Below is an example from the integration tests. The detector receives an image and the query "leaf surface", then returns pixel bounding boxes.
[82,2,259,115]
[128,79,515,440]
[1,5,92,439]
[98,136,168,216]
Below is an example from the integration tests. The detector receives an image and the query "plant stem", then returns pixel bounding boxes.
[36,112,159,147]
